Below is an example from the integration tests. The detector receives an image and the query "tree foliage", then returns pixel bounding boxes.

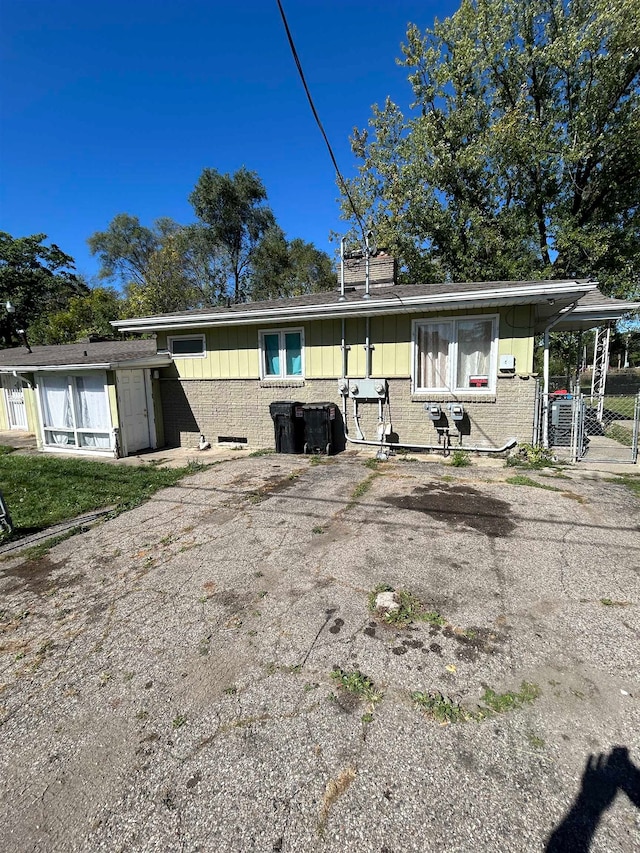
[29,286,123,345]
[0,232,87,347]
[189,167,276,302]
[88,168,335,312]
[343,0,640,296]
[251,228,336,300]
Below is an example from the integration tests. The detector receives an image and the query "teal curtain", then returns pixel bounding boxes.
[285,333,302,375]
[264,334,280,375]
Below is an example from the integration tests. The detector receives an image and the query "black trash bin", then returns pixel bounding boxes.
[269,401,304,454]
[301,402,339,455]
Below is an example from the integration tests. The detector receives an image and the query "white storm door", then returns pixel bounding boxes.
[117,369,151,454]
[2,375,28,430]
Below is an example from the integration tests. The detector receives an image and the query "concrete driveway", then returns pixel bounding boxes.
[0,453,638,852]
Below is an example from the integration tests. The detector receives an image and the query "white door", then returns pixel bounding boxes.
[2,375,28,430]
[116,369,151,454]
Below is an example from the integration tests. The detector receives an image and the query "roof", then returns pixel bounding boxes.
[552,290,640,331]
[112,279,602,332]
[0,339,171,372]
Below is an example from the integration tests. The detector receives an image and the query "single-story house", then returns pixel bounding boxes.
[106,257,639,455]
[0,339,170,456]
[1,259,637,457]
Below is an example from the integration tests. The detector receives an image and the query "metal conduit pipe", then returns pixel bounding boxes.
[341,394,515,454]
[344,432,518,455]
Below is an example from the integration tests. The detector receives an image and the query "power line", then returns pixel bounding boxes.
[275,0,367,243]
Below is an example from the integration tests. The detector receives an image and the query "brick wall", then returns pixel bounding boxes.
[160,375,537,450]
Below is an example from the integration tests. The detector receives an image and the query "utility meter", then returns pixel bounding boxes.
[450,403,464,422]
[425,403,442,421]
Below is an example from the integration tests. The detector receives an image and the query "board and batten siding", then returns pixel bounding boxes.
[158,306,535,381]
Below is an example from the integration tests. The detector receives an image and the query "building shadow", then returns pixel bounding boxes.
[546,746,640,852]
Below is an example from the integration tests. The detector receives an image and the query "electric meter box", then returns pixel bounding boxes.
[347,378,387,399]
[499,354,516,371]
[425,403,442,421]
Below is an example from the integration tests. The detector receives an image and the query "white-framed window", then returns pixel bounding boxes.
[412,315,498,393]
[167,334,206,358]
[259,328,304,379]
[37,372,113,450]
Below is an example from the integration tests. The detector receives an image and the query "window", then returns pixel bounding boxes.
[413,315,498,393]
[167,334,206,357]
[38,372,112,450]
[259,329,304,379]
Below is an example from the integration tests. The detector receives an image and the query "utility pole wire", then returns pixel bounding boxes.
[275,0,367,243]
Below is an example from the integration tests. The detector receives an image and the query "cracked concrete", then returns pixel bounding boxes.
[0,453,639,852]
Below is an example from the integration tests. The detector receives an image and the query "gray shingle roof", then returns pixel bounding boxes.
[0,338,158,368]
[117,279,592,322]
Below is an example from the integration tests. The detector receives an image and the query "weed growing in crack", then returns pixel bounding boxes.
[412,691,478,724]
[449,450,471,468]
[368,584,446,628]
[172,714,187,729]
[318,766,356,831]
[412,681,541,724]
[330,667,383,705]
[346,471,380,508]
[312,525,325,535]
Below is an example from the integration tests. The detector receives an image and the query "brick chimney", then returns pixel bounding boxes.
[343,252,397,290]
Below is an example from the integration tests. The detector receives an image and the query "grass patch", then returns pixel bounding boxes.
[364,458,380,470]
[449,450,471,467]
[0,446,16,455]
[368,584,446,628]
[0,453,208,539]
[479,681,540,713]
[606,475,640,498]
[505,474,560,491]
[604,423,634,447]
[247,448,275,457]
[309,455,325,466]
[330,667,383,704]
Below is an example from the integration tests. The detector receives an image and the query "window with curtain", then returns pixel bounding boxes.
[260,329,304,379]
[38,372,112,450]
[414,316,497,392]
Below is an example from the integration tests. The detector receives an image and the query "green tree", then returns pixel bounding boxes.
[251,227,336,300]
[87,213,159,288]
[343,0,640,296]
[29,286,123,345]
[190,167,276,302]
[0,232,87,348]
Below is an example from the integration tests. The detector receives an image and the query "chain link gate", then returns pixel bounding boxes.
[536,385,640,464]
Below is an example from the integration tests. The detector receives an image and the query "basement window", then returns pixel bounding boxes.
[259,329,304,379]
[413,315,498,394]
[168,334,206,358]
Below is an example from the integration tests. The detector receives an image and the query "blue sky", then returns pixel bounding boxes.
[1,0,457,283]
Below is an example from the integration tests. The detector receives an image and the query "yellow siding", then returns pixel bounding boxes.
[160,306,535,381]
[0,390,7,430]
[306,319,341,378]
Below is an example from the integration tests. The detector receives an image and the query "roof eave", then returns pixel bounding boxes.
[0,355,171,373]
[111,282,597,332]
